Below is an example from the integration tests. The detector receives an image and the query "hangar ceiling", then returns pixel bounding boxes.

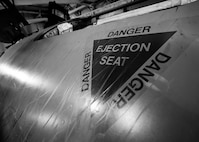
[1,0,115,18]
[13,0,98,5]
[0,0,124,43]
[12,0,82,5]
[1,0,122,24]
[0,0,197,44]
[1,0,167,26]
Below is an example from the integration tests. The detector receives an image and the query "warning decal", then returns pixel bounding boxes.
[92,32,175,101]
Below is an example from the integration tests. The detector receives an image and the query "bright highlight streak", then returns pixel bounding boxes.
[90,99,107,115]
[27,112,62,129]
[90,100,102,113]
[38,113,60,128]
[0,63,45,88]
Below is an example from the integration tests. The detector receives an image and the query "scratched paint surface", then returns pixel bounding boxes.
[1,1,199,142]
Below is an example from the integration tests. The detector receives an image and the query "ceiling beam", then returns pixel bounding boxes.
[77,0,137,18]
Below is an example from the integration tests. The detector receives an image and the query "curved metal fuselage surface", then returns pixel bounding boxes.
[1,1,199,142]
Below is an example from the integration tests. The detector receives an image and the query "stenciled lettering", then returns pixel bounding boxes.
[96,43,151,53]
[81,51,91,92]
[113,52,171,108]
[108,26,151,37]
[100,56,129,66]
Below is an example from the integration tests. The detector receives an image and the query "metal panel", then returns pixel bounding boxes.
[0,1,199,142]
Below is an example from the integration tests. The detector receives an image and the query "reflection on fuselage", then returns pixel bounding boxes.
[0,63,48,88]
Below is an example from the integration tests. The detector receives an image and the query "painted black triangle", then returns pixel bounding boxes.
[92,31,175,101]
